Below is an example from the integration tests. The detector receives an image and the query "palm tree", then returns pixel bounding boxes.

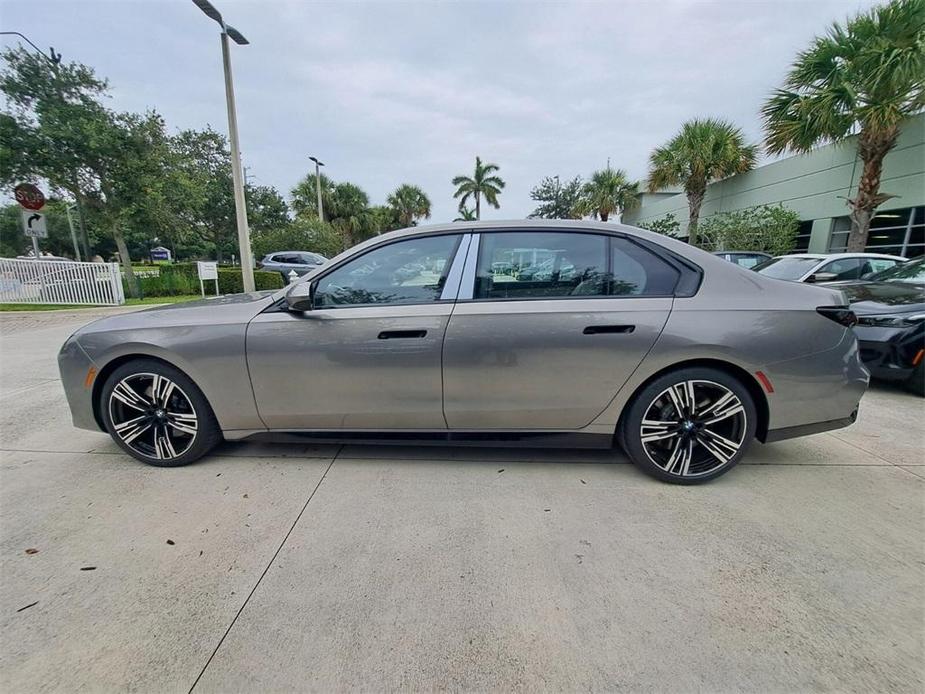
[327,182,372,249]
[452,156,505,219]
[763,0,925,251]
[648,119,758,246]
[454,206,477,222]
[387,184,432,227]
[290,172,334,221]
[576,168,639,222]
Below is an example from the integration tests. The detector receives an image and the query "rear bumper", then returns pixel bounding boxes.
[765,410,858,443]
[762,330,869,434]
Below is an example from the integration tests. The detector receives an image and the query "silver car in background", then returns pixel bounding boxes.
[257,251,327,282]
[753,252,906,283]
[59,221,868,484]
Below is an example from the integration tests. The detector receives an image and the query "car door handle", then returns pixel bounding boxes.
[378,330,428,339]
[583,325,635,335]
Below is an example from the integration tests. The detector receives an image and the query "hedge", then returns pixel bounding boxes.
[124,265,283,297]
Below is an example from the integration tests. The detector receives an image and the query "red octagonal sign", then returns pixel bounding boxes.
[14,183,46,211]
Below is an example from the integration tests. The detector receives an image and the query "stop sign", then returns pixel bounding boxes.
[14,183,46,211]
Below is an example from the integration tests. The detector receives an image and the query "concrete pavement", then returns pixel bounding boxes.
[0,308,923,692]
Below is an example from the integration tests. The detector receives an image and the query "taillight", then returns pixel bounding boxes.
[816,306,858,327]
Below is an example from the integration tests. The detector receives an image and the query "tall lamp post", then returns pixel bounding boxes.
[192,0,255,292]
[309,155,325,222]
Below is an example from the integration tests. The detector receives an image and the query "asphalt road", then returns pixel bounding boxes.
[1,307,923,692]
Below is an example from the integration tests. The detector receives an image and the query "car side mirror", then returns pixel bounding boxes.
[807,272,838,283]
[286,282,314,312]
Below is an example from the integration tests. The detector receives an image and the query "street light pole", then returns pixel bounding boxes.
[309,155,325,222]
[192,0,255,292]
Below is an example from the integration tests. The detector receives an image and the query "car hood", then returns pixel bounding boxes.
[73,291,276,336]
[834,281,925,315]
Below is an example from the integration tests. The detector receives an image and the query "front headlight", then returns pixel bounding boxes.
[856,313,925,327]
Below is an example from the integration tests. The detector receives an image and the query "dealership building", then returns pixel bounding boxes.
[623,113,925,258]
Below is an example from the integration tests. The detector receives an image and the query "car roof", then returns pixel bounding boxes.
[712,250,770,255]
[774,252,907,261]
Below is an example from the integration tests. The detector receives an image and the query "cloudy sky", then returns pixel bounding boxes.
[2,0,878,221]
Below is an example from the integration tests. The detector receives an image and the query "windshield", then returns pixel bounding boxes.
[867,258,924,283]
[753,256,821,280]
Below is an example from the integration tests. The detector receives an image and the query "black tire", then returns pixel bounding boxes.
[906,361,924,397]
[619,366,757,485]
[100,358,222,467]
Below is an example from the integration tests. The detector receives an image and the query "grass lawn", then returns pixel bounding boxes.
[0,295,203,312]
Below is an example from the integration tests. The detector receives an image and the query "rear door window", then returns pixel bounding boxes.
[473,231,679,300]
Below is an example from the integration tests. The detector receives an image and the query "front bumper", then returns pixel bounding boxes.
[854,323,924,382]
[58,335,103,431]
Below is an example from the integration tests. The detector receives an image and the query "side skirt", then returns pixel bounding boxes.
[239,429,616,449]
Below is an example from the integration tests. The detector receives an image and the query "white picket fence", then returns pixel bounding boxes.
[0,257,125,306]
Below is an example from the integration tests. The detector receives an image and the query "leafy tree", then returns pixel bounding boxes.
[528,176,584,219]
[0,47,110,258]
[452,156,504,219]
[647,118,758,246]
[697,205,800,255]
[454,207,477,222]
[763,0,925,251]
[252,217,341,260]
[387,184,432,227]
[636,213,681,236]
[291,172,335,221]
[575,168,639,222]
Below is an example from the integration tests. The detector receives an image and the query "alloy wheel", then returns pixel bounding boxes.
[108,373,198,460]
[639,379,747,478]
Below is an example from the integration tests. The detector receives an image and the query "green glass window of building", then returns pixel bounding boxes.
[828,206,925,258]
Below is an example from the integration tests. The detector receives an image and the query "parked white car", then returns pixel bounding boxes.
[753,252,907,283]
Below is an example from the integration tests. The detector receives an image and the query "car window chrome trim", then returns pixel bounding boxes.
[439,234,472,301]
[457,233,481,301]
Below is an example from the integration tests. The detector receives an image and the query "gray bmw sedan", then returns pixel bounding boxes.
[59,221,868,484]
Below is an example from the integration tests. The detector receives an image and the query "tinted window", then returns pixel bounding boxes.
[474,232,678,300]
[314,234,460,307]
[818,258,863,280]
[611,237,679,295]
[869,258,924,283]
[476,232,608,299]
[730,254,765,269]
[861,258,900,276]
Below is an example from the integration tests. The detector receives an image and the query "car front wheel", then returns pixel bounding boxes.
[620,367,757,484]
[100,359,222,467]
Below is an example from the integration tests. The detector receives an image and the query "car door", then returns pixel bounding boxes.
[247,233,466,430]
[442,230,677,430]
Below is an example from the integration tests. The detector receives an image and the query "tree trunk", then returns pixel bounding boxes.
[600,210,609,222]
[846,126,899,252]
[686,188,706,247]
[475,193,481,221]
[112,225,138,298]
[68,181,92,260]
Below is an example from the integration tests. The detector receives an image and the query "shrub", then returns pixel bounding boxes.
[637,213,681,236]
[124,267,283,297]
[697,204,799,254]
[216,268,284,294]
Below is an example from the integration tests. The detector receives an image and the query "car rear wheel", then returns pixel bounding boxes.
[620,367,757,484]
[100,359,222,467]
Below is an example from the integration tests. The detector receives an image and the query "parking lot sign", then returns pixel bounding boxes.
[197,261,219,297]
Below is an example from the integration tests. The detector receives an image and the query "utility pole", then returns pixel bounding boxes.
[554,174,561,219]
[309,155,325,222]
